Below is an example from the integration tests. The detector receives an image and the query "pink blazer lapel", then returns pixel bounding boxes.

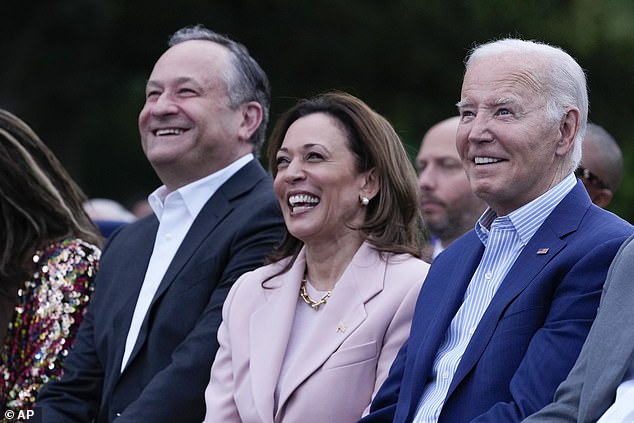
[249,254,306,421]
[275,243,385,416]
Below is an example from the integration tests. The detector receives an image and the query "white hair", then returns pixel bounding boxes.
[465,38,588,171]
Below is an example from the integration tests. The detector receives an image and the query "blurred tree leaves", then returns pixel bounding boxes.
[1,0,632,220]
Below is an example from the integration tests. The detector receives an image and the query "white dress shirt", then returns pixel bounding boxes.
[413,173,577,423]
[120,154,253,371]
[430,237,444,261]
[597,359,634,422]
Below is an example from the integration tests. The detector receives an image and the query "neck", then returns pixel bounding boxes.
[304,234,364,291]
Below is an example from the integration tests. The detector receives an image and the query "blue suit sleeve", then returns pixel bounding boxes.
[360,338,410,422]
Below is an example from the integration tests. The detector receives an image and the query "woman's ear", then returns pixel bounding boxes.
[360,168,380,200]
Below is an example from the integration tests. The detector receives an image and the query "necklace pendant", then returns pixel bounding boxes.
[299,278,331,311]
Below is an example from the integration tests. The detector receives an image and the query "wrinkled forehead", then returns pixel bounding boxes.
[460,54,547,106]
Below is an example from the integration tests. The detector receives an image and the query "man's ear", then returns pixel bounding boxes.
[360,168,380,200]
[592,188,613,209]
[238,101,263,142]
[556,108,580,156]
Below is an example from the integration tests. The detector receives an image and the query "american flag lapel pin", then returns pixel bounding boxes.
[536,248,549,255]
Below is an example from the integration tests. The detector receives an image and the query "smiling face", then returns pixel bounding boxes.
[456,55,574,215]
[273,113,372,245]
[138,40,252,190]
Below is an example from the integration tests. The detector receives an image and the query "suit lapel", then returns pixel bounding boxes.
[249,254,305,422]
[447,185,589,398]
[405,234,483,411]
[105,217,158,390]
[123,160,266,371]
[274,243,384,418]
[152,159,266,303]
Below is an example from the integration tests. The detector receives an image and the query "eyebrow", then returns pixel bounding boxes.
[456,99,471,109]
[456,97,515,109]
[146,77,202,89]
[278,143,321,152]
[494,97,514,106]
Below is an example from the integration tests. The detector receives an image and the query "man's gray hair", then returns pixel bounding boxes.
[168,25,271,154]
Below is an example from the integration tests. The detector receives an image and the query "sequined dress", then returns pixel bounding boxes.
[0,238,100,411]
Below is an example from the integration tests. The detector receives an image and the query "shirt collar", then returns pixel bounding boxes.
[475,173,577,246]
[148,153,254,221]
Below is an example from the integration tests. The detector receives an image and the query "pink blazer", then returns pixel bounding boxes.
[203,242,429,423]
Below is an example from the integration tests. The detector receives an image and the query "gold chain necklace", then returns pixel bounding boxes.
[299,278,331,311]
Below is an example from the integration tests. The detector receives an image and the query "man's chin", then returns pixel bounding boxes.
[424,220,449,235]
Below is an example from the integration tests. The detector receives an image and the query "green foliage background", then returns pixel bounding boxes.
[2,0,633,221]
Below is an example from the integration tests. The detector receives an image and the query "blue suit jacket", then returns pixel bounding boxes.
[36,160,285,422]
[363,182,633,423]
[523,233,634,423]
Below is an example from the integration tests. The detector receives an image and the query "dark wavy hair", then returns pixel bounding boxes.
[0,109,102,288]
[265,91,423,271]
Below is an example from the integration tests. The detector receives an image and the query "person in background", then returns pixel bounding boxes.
[83,198,137,238]
[417,116,486,262]
[522,232,634,423]
[36,24,284,422]
[575,122,623,208]
[130,197,153,219]
[0,109,101,411]
[203,91,429,423]
[362,38,633,423]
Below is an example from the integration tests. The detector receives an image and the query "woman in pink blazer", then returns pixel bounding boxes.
[203,92,429,423]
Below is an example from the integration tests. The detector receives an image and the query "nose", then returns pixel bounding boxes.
[465,113,493,144]
[418,165,437,192]
[283,158,306,184]
[149,92,178,117]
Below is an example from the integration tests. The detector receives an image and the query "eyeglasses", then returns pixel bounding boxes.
[575,166,610,190]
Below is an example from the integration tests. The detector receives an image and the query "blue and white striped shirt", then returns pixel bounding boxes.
[413,173,577,423]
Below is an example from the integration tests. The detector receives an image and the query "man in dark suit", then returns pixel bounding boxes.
[362,39,633,423]
[36,25,284,422]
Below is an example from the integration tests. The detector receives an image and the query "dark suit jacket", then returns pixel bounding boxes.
[36,160,284,422]
[523,233,634,423]
[363,182,634,423]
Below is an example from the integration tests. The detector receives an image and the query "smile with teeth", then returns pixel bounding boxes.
[474,156,503,165]
[154,128,185,136]
[288,193,320,213]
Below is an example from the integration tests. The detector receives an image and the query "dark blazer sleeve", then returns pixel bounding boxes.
[360,338,409,422]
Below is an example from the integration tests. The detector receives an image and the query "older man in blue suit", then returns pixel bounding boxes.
[36,25,284,422]
[362,39,633,423]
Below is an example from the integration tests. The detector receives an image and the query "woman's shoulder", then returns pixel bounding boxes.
[33,238,101,283]
[232,257,293,290]
[384,252,430,274]
[38,238,101,262]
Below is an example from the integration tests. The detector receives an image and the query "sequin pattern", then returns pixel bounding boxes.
[0,238,100,412]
